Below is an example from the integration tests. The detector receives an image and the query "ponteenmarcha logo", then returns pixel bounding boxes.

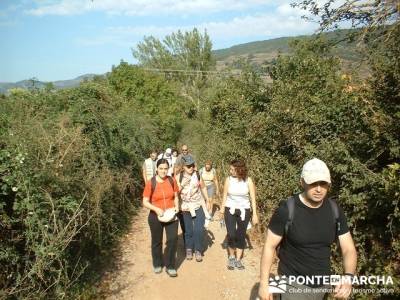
[268,274,394,291]
[269,275,287,293]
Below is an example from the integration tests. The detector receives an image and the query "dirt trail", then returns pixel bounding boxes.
[100,208,263,300]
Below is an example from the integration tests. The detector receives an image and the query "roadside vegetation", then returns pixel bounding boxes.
[1,1,398,298]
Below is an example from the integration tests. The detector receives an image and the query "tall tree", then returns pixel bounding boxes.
[132,28,216,112]
[132,28,215,72]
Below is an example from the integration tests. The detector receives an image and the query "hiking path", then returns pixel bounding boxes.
[99,207,264,300]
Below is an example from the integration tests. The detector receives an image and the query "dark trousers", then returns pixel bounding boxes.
[177,211,186,244]
[224,207,251,249]
[182,207,205,252]
[148,211,178,269]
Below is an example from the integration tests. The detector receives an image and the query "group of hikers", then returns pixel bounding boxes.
[141,144,357,300]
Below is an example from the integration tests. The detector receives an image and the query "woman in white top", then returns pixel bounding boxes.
[199,160,220,217]
[171,148,178,176]
[221,159,258,270]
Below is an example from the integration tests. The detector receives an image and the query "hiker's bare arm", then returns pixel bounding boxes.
[339,232,357,274]
[214,173,220,196]
[142,197,163,216]
[334,232,357,299]
[174,174,180,189]
[220,177,229,213]
[200,178,211,218]
[174,192,179,213]
[248,177,258,225]
[142,163,147,183]
[175,174,188,193]
[259,229,282,300]
[174,164,180,176]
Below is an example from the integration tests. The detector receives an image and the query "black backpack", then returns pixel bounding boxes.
[283,195,341,242]
[149,176,174,201]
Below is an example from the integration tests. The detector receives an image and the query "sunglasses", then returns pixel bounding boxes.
[185,164,195,168]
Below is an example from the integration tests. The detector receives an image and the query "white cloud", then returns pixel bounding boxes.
[76,5,318,48]
[0,3,25,18]
[26,0,95,16]
[26,0,278,16]
[277,3,304,17]
[201,12,316,39]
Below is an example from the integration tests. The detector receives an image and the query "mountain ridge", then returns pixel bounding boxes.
[1,29,360,93]
[0,74,98,94]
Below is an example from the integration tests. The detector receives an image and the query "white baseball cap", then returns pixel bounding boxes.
[301,158,331,184]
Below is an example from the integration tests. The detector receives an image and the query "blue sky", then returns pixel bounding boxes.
[0,0,320,82]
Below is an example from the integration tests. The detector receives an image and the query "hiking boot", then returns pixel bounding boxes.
[195,251,203,262]
[166,268,177,277]
[235,259,245,270]
[186,249,193,260]
[153,266,162,274]
[227,256,235,270]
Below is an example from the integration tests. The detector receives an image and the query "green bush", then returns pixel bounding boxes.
[0,63,184,298]
[194,36,399,298]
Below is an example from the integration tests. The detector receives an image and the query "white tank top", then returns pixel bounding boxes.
[225,176,250,209]
[144,158,156,180]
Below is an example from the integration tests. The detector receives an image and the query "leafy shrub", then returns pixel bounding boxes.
[0,64,184,298]
[192,36,399,298]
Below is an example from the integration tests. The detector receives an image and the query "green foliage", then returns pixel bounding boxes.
[194,34,399,298]
[132,28,216,112]
[293,1,399,35]
[133,28,215,72]
[108,61,186,146]
[367,23,400,164]
[0,63,184,298]
[2,19,399,299]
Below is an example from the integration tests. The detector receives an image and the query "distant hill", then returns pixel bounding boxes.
[213,29,363,72]
[1,29,365,94]
[0,74,99,94]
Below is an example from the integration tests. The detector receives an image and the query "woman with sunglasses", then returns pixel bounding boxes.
[142,159,180,277]
[177,155,211,262]
[220,159,259,270]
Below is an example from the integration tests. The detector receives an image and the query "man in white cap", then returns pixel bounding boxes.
[258,158,357,300]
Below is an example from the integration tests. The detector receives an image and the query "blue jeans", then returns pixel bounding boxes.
[182,207,205,252]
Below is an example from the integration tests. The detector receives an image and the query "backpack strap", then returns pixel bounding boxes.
[179,172,184,184]
[149,176,174,202]
[149,176,157,202]
[328,198,340,240]
[167,176,174,190]
[284,196,296,237]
